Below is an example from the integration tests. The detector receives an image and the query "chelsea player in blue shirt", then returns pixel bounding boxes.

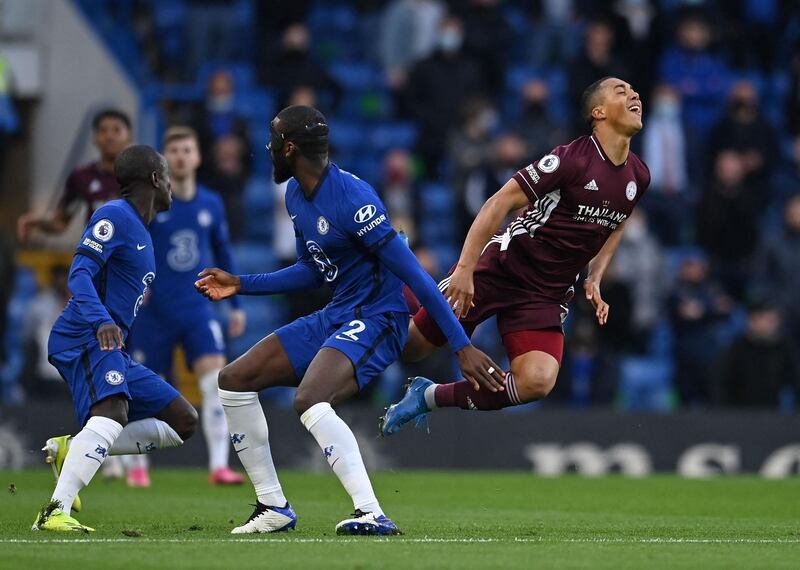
[196,106,506,536]
[34,146,198,532]
[128,127,246,487]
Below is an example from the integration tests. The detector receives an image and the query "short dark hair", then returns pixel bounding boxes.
[272,105,329,159]
[580,77,613,127]
[93,109,132,131]
[115,145,164,195]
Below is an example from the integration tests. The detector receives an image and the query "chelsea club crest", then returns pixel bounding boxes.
[317,216,330,235]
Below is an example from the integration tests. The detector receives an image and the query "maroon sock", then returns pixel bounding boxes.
[434,373,522,410]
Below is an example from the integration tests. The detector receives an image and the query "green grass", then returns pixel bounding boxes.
[1,469,798,569]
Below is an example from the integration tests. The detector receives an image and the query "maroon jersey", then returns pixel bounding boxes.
[479,134,650,305]
[56,162,120,222]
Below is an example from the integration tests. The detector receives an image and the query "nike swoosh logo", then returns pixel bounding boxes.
[235,447,249,453]
[84,453,102,464]
[290,215,297,220]
[137,244,147,250]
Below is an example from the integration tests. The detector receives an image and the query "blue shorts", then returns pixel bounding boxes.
[128,306,225,377]
[275,310,409,390]
[49,338,181,427]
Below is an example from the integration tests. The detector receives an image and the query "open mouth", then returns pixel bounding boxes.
[627,103,642,116]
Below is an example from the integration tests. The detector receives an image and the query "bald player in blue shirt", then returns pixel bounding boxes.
[196,106,506,536]
[34,145,197,533]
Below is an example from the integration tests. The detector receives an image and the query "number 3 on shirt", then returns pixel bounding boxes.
[335,320,366,342]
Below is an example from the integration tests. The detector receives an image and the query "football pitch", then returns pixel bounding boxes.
[1,469,798,569]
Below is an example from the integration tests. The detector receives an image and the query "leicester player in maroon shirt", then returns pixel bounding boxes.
[381,77,649,434]
[17,109,132,243]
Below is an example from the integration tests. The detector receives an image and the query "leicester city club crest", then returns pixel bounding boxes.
[626,181,637,201]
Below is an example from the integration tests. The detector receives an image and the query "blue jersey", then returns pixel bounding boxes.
[284,163,408,323]
[50,199,156,354]
[145,186,239,317]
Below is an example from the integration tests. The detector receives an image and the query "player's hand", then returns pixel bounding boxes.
[444,266,476,320]
[583,279,609,326]
[97,323,124,351]
[456,344,506,393]
[16,213,37,243]
[195,267,241,301]
[228,309,246,338]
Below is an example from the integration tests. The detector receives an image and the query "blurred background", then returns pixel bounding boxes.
[0,0,799,475]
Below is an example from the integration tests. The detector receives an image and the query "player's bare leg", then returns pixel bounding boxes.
[295,347,399,535]
[400,322,438,362]
[217,333,299,533]
[192,354,244,484]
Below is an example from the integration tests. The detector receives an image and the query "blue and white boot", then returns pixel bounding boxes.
[231,502,297,534]
[380,377,433,436]
[335,510,401,536]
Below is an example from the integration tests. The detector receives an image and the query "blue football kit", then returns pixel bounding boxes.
[238,163,470,388]
[48,199,180,426]
[128,187,239,376]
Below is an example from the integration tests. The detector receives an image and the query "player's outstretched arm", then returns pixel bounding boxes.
[376,235,506,392]
[195,261,323,300]
[583,219,628,326]
[446,178,529,319]
[16,208,70,243]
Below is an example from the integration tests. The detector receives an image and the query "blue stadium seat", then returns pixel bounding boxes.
[328,62,384,91]
[367,122,418,151]
[327,119,365,151]
[619,356,674,412]
[419,183,455,215]
[233,241,277,275]
[236,88,277,122]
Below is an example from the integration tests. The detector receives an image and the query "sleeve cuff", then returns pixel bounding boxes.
[512,172,539,203]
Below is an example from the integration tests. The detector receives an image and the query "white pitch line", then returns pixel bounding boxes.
[2,537,800,545]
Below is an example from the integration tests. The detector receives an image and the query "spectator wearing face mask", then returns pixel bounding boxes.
[514,79,566,162]
[697,150,765,299]
[404,15,485,175]
[708,81,778,190]
[448,98,498,200]
[641,84,690,244]
[262,23,342,110]
[713,302,799,409]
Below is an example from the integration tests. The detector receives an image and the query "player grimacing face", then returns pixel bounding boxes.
[94,118,132,160]
[594,79,643,136]
[164,138,201,181]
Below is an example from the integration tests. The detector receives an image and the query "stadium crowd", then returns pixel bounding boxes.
[3,0,800,412]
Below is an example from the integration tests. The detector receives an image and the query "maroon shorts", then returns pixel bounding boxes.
[412,266,567,365]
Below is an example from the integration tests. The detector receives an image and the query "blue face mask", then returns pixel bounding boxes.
[439,30,463,53]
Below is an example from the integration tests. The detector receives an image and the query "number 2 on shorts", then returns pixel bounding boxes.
[335,320,366,342]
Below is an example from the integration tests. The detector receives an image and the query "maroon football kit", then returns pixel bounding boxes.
[56,161,120,222]
[415,134,651,364]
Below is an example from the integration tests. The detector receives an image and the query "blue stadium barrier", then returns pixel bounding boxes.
[367,122,418,151]
[327,119,365,150]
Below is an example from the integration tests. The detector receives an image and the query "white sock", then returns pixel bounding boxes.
[52,416,123,515]
[109,418,184,455]
[423,384,438,410]
[300,402,382,515]
[199,369,230,471]
[219,389,287,506]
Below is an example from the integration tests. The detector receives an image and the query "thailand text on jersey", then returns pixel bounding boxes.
[481,134,651,304]
[285,163,409,322]
[145,186,238,316]
[49,199,156,353]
